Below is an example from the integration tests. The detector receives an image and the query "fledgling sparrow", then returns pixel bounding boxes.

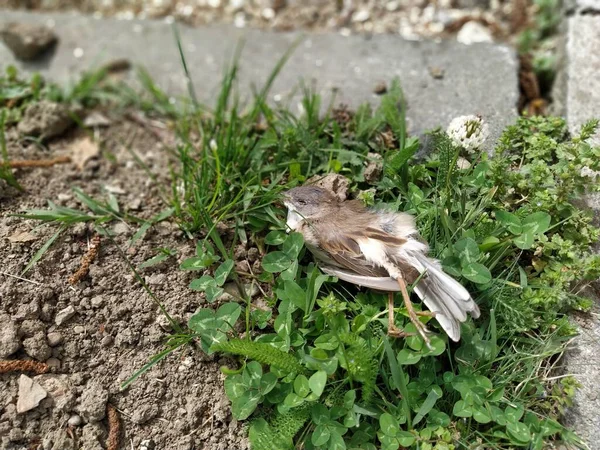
[282,185,480,344]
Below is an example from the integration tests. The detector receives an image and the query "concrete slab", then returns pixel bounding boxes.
[0,10,518,146]
[558,13,600,446]
[564,15,600,145]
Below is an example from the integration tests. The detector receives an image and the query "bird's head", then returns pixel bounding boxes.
[281,186,338,228]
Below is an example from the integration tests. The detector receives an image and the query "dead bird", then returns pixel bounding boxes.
[282,185,480,345]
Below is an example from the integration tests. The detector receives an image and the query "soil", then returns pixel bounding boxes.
[0,108,248,450]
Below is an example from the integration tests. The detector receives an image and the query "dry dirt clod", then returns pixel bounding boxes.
[16,374,48,413]
[0,313,21,358]
[22,331,51,361]
[34,374,76,413]
[17,101,74,141]
[77,382,109,423]
[0,22,58,61]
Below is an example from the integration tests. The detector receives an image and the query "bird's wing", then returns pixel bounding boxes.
[317,226,406,278]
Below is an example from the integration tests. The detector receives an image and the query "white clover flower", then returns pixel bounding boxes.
[446,115,489,152]
[580,166,600,179]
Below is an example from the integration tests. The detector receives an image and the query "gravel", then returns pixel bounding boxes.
[0,0,528,42]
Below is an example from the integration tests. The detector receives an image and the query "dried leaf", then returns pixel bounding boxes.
[70,136,100,170]
[8,230,38,243]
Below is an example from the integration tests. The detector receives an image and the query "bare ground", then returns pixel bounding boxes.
[0,112,248,450]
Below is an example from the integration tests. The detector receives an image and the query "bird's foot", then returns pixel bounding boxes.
[415,310,436,317]
[387,326,416,338]
[407,311,433,350]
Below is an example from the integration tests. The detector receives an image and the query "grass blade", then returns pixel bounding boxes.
[21,225,65,276]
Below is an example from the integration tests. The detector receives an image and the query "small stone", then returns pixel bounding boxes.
[129,198,143,210]
[46,357,61,369]
[100,335,113,347]
[77,382,108,423]
[457,21,493,45]
[429,66,445,79]
[83,111,111,128]
[0,313,20,358]
[352,9,370,23]
[46,332,63,347]
[68,414,83,426]
[73,325,85,334]
[112,222,129,235]
[22,332,51,361]
[373,81,387,95]
[0,22,58,60]
[16,374,47,413]
[17,101,74,141]
[139,439,156,450]
[91,296,104,308]
[55,306,76,326]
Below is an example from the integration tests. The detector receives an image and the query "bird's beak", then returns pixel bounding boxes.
[276,191,291,208]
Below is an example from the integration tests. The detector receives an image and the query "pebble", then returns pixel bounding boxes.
[113,222,129,235]
[55,305,76,326]
[0,22,57,60]
[100,335,113,347]
[46,332,63,347]
[73,325,85,334]
[16,374,47,413]
[139,439,156,450]
[46,357,61,369]
[352,9,371,23]
[456,20,493,45]
[91,295,104,308]
[68,414,83,426]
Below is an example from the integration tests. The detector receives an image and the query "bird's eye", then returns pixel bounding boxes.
[298,199,307,205]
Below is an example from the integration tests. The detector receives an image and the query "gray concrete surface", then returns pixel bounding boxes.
[555,12,600,447]
[0,11,518,145]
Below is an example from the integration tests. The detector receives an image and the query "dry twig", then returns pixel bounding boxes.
[0,360,50,374]
[69,235,101,285]
[7,156,71,169]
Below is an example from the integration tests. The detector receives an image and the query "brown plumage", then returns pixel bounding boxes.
[283,185,480,343]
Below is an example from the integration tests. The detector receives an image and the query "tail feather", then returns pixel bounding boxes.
[412,253,480,341]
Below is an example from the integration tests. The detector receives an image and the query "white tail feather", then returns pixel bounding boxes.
[321,253,480,342]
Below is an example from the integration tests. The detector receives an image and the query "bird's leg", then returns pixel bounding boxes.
[387,292,415,338]
[396,277,432,348]
[415,311,436,317]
